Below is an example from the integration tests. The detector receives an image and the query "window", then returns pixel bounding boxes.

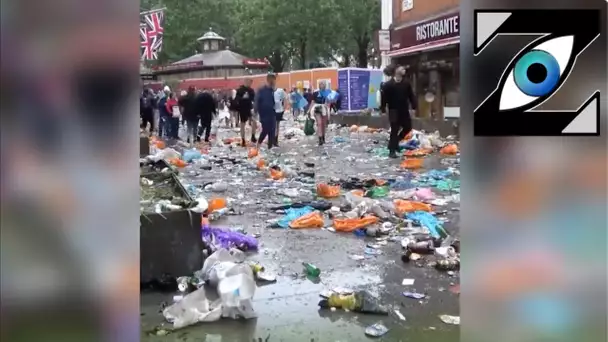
[210,40,219,50]
[203,42,209,51]
[402,0,413,12]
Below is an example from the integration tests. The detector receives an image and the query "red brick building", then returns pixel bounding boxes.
[388,0,460,119]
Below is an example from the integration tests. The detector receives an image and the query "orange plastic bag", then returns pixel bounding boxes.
[168,158,187,168]
[350,189,365,197]
[394,199,432,216]
[289,212,324,229]
[256,158,266,170]
[317,183,341,198]
[270,168,285,180]
[404,148,431,157]
[154,140,166,149]
[400,158,424,169]
[334,215,379,232]
[248,148,259,158]
[440,144,459,155]
[207,198,227,212]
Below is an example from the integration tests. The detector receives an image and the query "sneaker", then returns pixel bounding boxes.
[318,137,323,146]
[389,151,398,158]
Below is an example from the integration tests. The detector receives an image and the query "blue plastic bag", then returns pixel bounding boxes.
[183,149,202,162]
[278,206,314,228]
[406,211,443,238]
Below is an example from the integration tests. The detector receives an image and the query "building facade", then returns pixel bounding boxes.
[152,29,268,84]
[387,0,460,119]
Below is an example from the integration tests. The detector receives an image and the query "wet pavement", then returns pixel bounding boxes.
[141,118,460,341]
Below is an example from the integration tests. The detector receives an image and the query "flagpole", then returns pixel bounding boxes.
[140,7,166,16]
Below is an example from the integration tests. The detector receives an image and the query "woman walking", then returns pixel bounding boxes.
[309,82,331,145]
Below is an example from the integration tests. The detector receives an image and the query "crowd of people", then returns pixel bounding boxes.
[140,74,345,148]
[141,65,416,155]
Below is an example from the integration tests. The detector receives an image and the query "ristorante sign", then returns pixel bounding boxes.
[391,13,459,51]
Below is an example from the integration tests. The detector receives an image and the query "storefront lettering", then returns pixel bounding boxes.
[415,16,459,41]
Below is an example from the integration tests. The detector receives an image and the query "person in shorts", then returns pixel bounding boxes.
[273,87,286,146]
[235,79,257,146]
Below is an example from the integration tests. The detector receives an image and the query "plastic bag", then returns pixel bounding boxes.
[278,206,314,228]
[256,158,266,170]
[316,183,341,198]
[404,148,431,157]
[350,189,365,197]
[400,158,424,169]
[334,215,379,232]
[289,211,324,229]
[201,225,258,251]
[269,168,285,180]
[207,198,227,212]
[440,144,459,155]
[406,211,444,238]
[366,186,389,198]
[248,148,259,158]
[163,287,223,328]
[394,199,432,216]
[183,149,202,162]
[168,158,187,168]
[304,117,316,136]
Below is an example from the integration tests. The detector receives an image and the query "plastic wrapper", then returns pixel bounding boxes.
[334,215,379,232]
[201,225,258,251]
[278,206,314,228]
[289,212,324,229]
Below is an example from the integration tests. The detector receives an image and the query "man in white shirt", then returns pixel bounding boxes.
[273,87,286,146]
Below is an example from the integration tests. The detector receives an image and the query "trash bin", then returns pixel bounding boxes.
[140,172,203,284]
[140,136,150,157]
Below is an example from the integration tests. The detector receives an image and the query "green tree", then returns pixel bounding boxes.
[329,0,381,67]
[142,0,239,64]
[235,0,336,71]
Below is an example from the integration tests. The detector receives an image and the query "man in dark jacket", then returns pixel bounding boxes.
[140,88,155,135]
[195,89,217,143]
[178,86,199,143]
[235,79,257,146]
[381,64,417,158]
[255,73,277,150]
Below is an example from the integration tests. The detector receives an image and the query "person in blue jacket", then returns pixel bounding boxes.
[254,73,278,150]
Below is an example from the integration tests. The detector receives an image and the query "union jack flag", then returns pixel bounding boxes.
[140,9,164,60]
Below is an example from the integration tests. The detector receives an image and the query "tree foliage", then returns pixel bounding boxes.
[141,0,380,69]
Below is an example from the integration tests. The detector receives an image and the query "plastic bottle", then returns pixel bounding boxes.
[209,207,229,221]
[302,262,321,277]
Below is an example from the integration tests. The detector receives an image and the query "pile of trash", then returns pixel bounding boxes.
[142,124,461,335]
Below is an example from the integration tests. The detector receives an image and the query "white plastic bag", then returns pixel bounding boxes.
[163,287,223,329]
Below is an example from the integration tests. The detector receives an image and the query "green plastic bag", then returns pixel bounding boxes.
[304,117,316,136]
[366,186,389,198]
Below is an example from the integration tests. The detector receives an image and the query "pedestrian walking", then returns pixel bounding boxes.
[178,86,198,144]
[229,89,240,127]
[195,89,217,143]
[140,88,155,136]
[273,86,286,146]
[255,73,278,150]
[157,86,172,138]
[309,81,331,145]
[165,92,180,140]
[235,79,257,146]
[381,64,417,159]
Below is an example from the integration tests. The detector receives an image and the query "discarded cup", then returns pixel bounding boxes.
[365,323,389,337]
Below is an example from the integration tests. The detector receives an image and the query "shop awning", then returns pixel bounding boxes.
[386,36,459,58]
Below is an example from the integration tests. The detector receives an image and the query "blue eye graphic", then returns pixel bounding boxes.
[499,35,574,111]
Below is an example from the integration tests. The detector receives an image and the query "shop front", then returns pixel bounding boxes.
[388,11,460,119]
